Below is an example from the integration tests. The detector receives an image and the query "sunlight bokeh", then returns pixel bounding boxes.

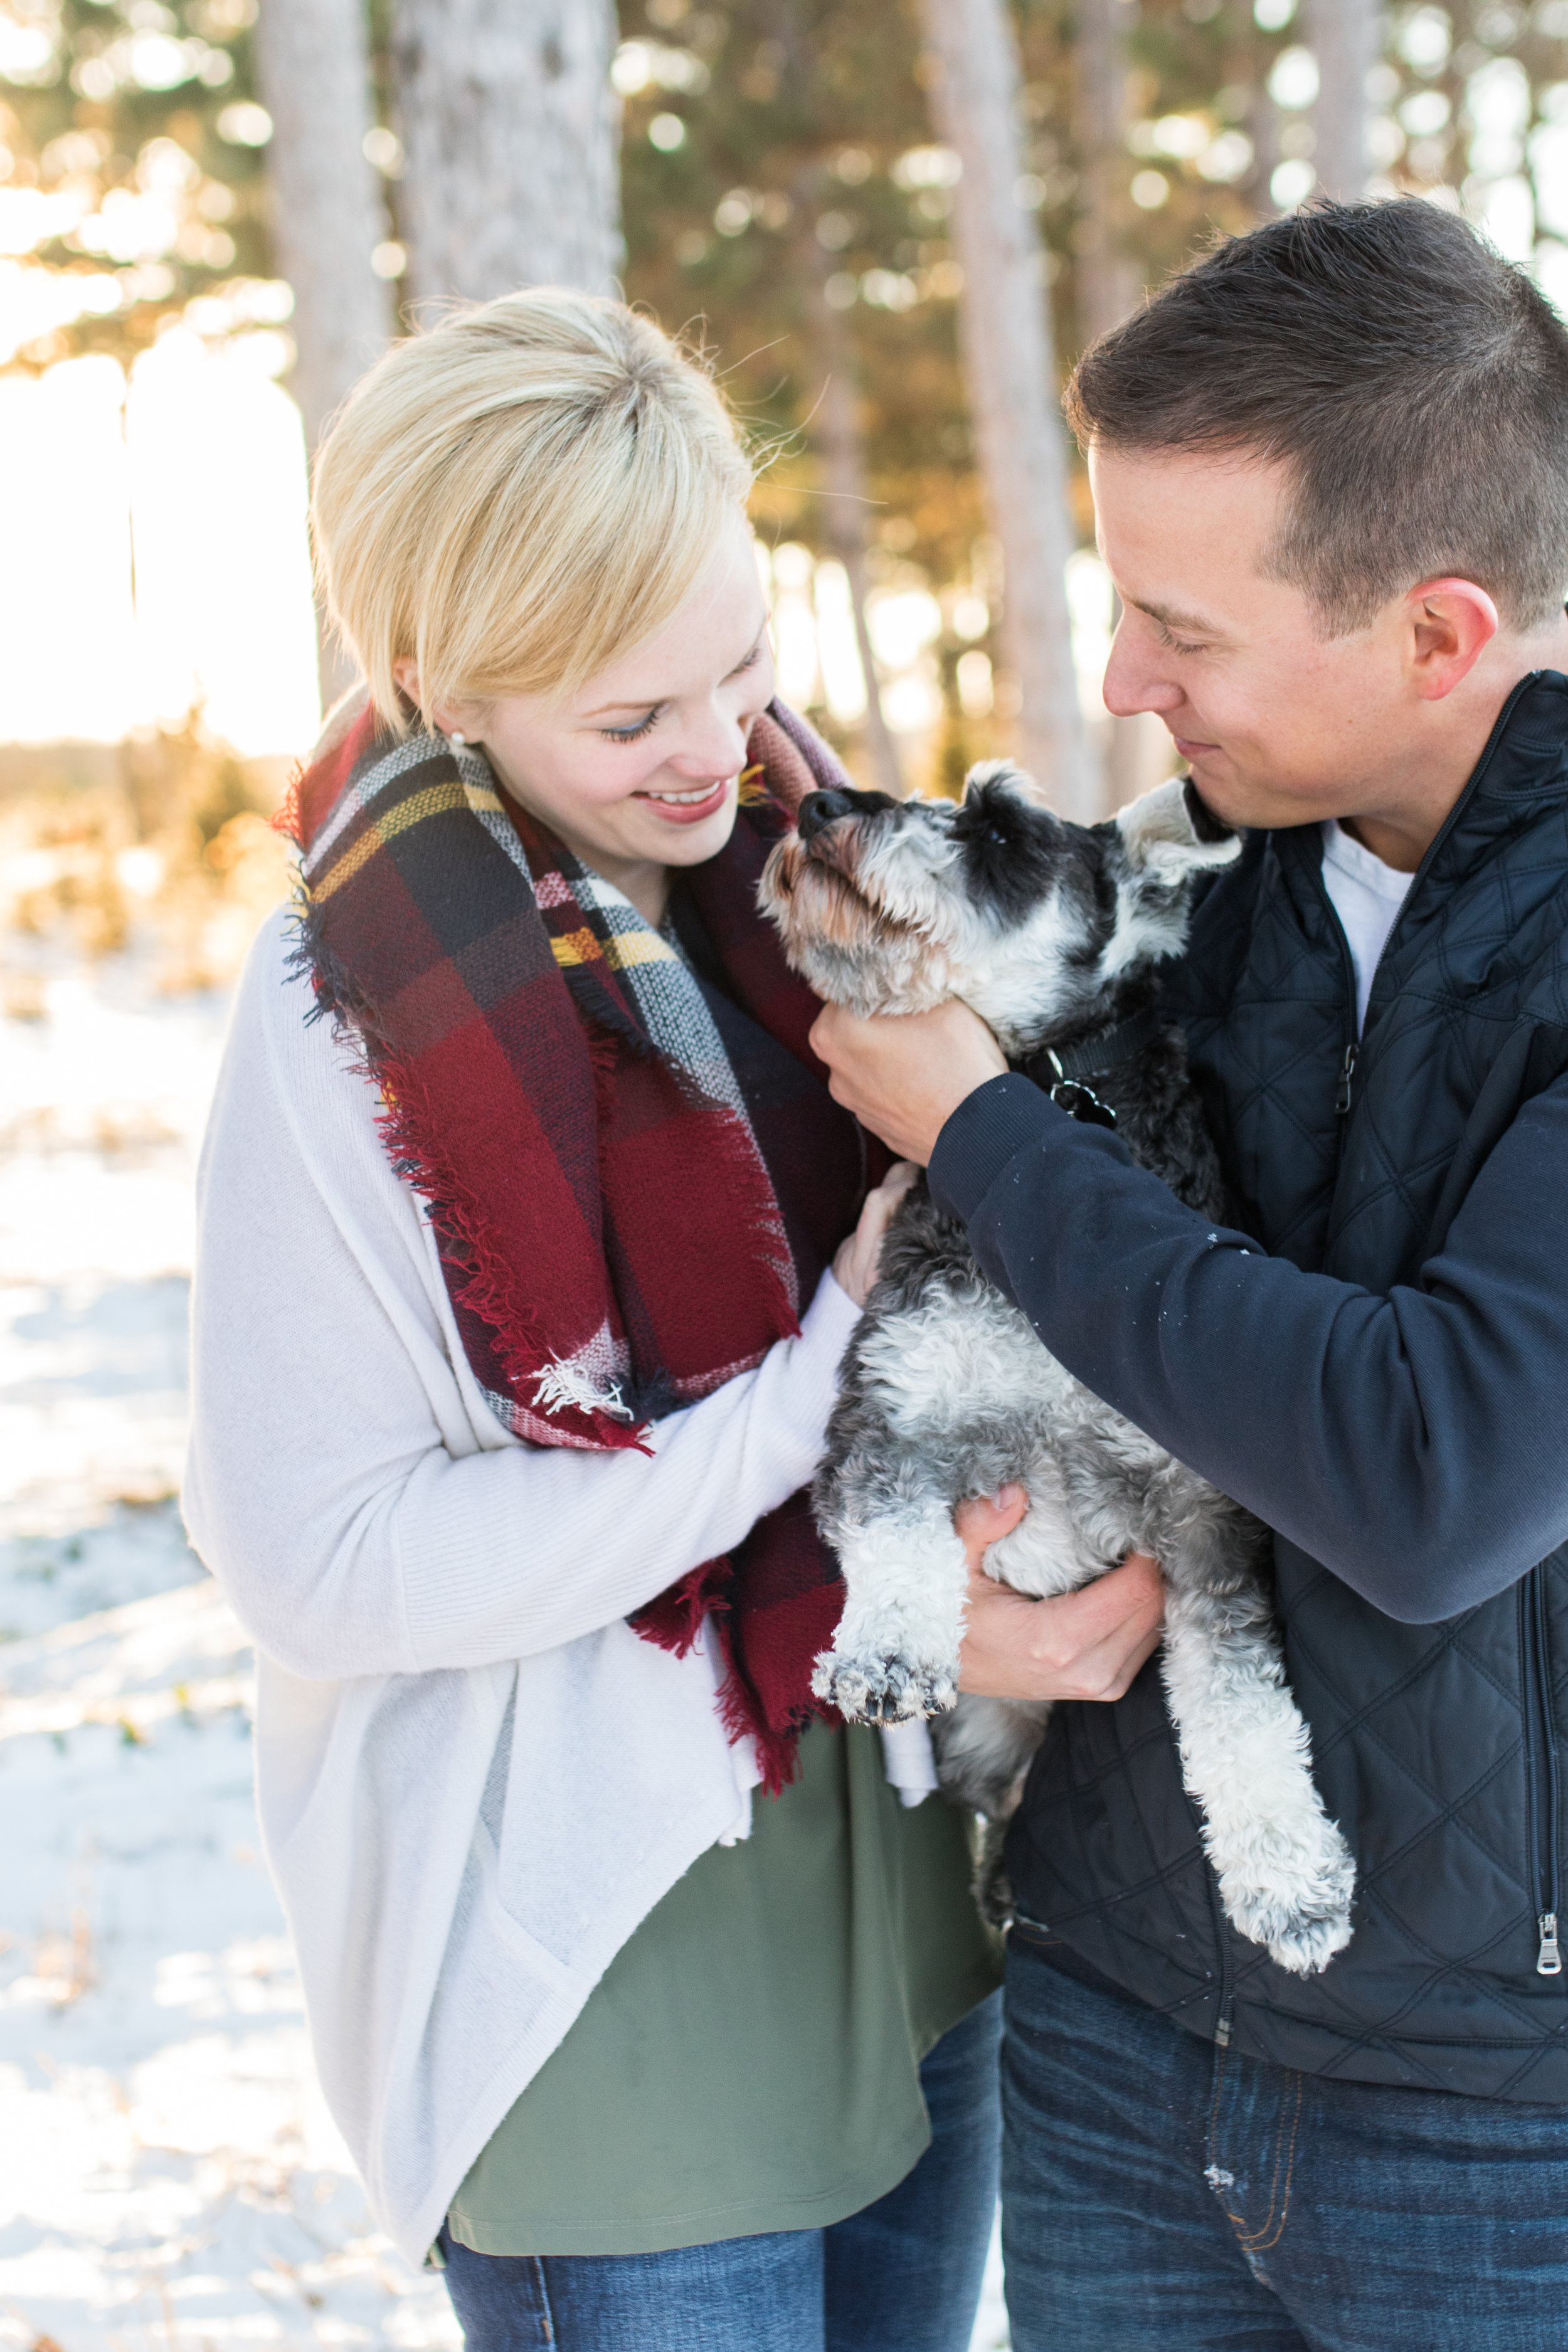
[0,332,320,758]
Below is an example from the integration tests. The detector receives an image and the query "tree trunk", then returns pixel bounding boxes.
[797,185,904,798]
[392,0,623,303]
[253,0,391,703]
[1308,0,1376,199]
[1074,0,1138,812]
[918,0,1093,818]
[1074,0,1136,351]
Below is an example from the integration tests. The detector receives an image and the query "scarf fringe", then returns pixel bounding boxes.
[717,1666,810,1798]
[631,1562,808,1795]
[374,1047,649,1453]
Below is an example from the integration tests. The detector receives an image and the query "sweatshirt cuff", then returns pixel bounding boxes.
[801,1264,862,1355]
[928,1073,1063,1227]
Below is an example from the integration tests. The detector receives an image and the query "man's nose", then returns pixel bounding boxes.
[797,787,894,841]
[1103,625,1184,719]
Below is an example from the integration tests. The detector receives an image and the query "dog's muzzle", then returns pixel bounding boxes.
[797,787,899,844]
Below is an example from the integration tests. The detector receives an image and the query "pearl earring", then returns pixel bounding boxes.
[449,730,467,748]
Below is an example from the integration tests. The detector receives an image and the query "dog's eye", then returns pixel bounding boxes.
[985,825,1006,847]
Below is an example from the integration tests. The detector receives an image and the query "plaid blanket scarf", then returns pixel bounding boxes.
[285,697,864,1788]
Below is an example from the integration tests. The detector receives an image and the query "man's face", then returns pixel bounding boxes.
[1092,443,1410,833]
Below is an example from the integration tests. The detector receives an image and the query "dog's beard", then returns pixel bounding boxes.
[761,836,961,1017]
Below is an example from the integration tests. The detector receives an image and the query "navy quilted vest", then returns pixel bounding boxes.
[1009,670,1568,2096]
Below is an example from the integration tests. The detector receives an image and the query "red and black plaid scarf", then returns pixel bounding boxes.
[286,697,863,1787]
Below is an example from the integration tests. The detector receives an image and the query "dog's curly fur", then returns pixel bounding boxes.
[760,765,1356,1976]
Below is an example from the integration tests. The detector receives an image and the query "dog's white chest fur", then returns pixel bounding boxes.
[855,1280,1138,1594]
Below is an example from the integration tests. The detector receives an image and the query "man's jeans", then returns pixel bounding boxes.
[1003,1924,1568,2351]
[438,1993,1000,2351]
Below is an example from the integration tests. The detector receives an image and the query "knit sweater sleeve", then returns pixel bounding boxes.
[182,915,861,1682]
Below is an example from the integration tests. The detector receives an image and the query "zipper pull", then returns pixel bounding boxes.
[1539,1914,1562,1976]
[1335,1043,1358,1117]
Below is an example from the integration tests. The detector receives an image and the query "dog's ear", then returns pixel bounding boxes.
[962,758,1052,809]
[1113,776,1241,887]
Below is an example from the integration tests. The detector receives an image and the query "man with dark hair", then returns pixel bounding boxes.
[812,199,1568,2345]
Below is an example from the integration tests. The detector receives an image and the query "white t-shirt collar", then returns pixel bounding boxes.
[1320,820,1415,1036]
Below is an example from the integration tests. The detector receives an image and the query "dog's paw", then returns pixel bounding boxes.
[811,1646,957,1724]
[1219,1826,1357,1977]
[1264,1898,1355,1976]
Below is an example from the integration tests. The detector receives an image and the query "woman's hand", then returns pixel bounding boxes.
[955,1485,1165,1702]
[831,1161,920,1308]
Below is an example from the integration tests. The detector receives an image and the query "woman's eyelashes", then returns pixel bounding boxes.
[599,638,766,741]
[601,705,663,743]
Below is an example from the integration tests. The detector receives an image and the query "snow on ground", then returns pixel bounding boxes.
[0,958,458,2352]
[0,950,1010,2352]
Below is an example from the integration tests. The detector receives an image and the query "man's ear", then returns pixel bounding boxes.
[1404,578,1498,702]
[1112,775,1241,886]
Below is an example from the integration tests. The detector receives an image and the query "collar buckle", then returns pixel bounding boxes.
[1044,1052,1118,1129]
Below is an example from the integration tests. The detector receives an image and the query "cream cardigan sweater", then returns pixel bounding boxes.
[183,911,874,2267]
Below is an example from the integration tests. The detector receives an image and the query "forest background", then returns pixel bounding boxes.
[2,1,1568,2346]
[5,0,1568,891]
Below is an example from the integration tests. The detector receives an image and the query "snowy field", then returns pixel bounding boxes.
[0,947,1008,2352]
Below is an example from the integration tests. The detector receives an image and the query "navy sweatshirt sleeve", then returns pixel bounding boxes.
[928,1071,1568,1624]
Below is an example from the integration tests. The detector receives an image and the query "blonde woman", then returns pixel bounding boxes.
[183,291,1005,2351]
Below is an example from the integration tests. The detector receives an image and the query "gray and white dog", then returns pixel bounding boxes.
[760,765,1355,1977]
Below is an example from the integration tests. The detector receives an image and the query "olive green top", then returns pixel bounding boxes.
[445,1720,999,2257]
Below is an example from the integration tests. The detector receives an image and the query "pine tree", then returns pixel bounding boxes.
[0,0,276,372]
[919,0,1089,814]
[391,0,623,300]
[1307,0,1376,197]
[251,0,389,449]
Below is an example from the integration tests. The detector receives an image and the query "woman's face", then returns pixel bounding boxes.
[408,512,776,893]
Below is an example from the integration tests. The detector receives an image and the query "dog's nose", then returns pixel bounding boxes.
[798,788,866,842]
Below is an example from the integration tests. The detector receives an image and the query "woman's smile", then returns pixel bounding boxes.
[633,777,733,824]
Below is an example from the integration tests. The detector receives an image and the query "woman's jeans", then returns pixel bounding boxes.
[438,1993,1001,2352]
[1003,1924,1568,2352]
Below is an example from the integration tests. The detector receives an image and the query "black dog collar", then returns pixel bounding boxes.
[1014,1005,1165,1129]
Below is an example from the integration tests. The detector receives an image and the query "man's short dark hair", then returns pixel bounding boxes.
[1067,199,1568,635]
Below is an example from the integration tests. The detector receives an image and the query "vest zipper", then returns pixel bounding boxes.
[1521,1571,1562,1978]
[1335,1042,1358,1116]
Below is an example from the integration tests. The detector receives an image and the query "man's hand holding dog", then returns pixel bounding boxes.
[810,999,1006,1165]
[956,1488,1166,1702]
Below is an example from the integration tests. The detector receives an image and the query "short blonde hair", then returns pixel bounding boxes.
[310,289,753,736]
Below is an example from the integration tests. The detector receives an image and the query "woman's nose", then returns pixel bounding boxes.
[667,705,750,782]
